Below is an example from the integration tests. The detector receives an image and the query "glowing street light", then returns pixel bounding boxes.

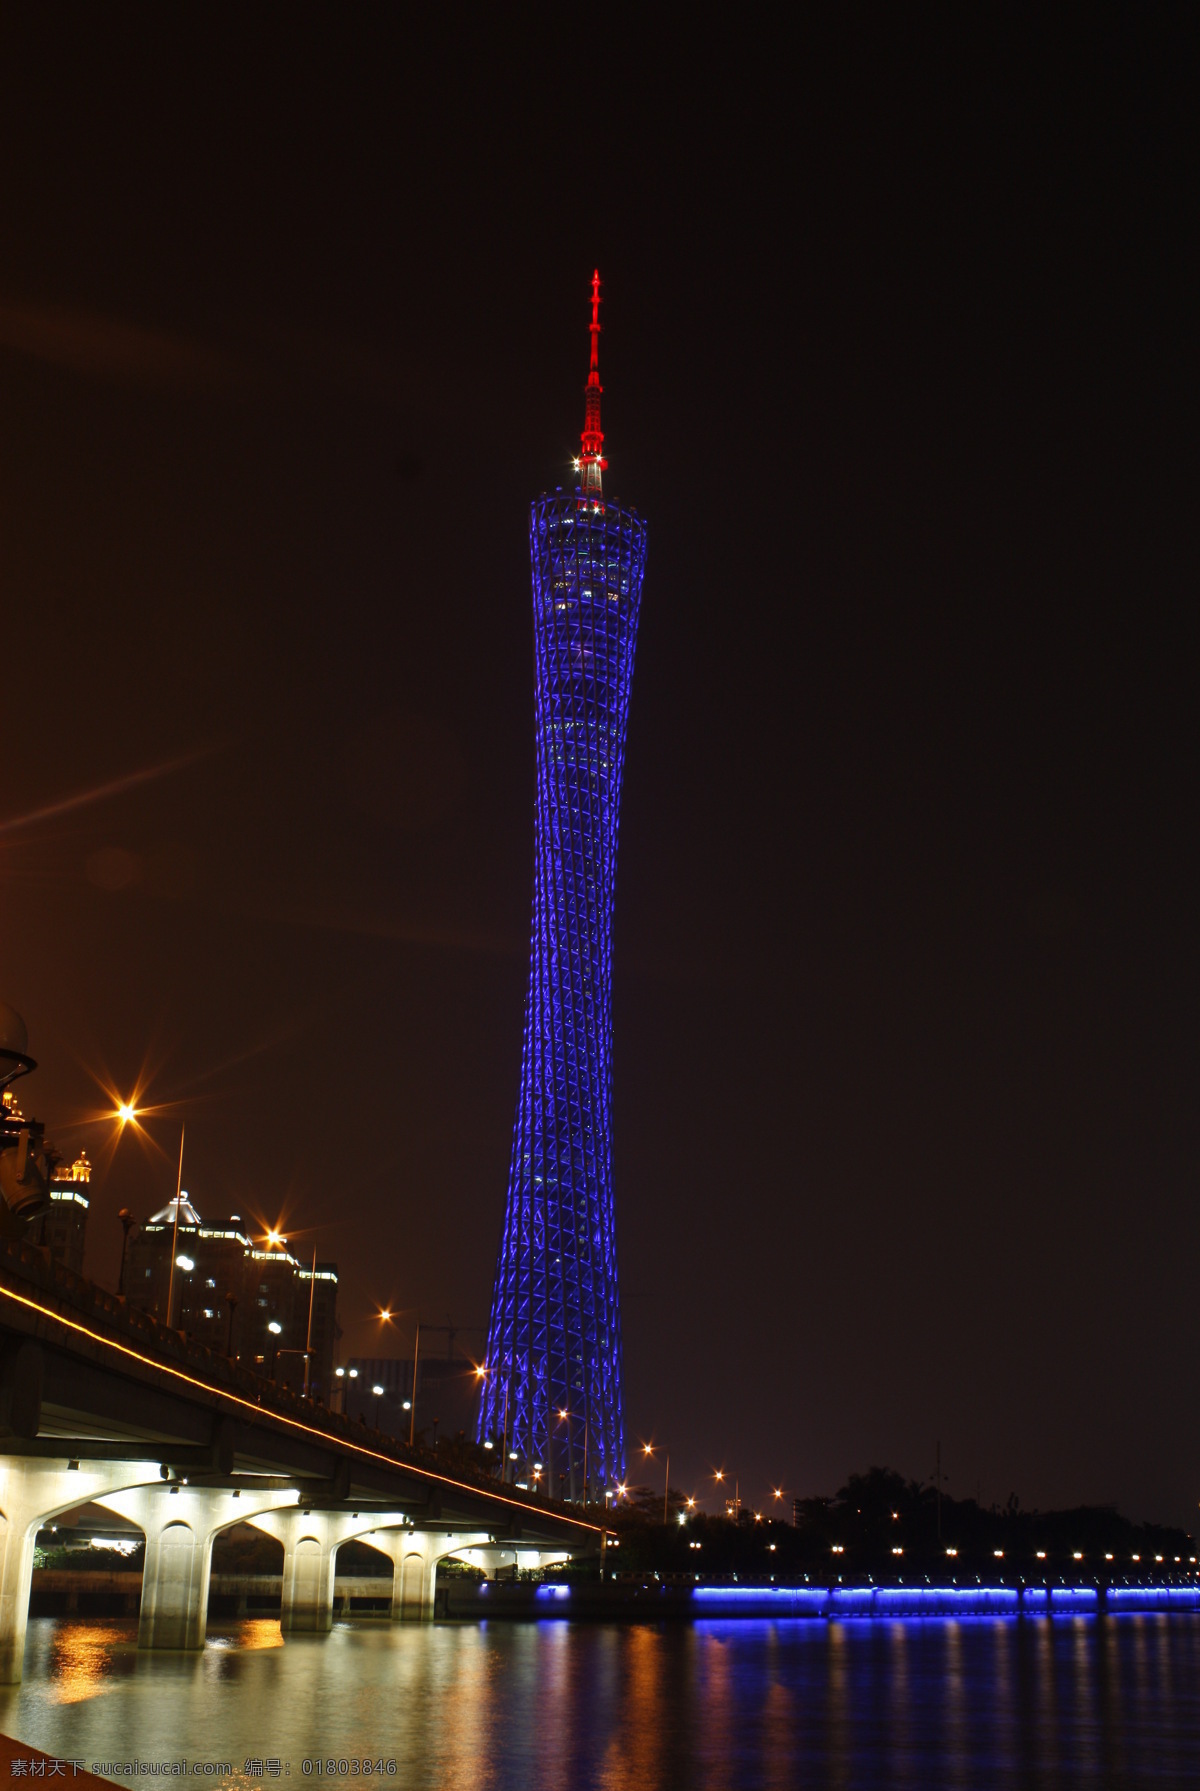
[713,1468,741,1521]
[116,1102,138,1126]
[643,1441,672,1526]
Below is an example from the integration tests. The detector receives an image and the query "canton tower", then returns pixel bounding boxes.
[478,272,646,1499]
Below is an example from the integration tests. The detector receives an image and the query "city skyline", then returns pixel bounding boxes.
[1,12,1194,1530]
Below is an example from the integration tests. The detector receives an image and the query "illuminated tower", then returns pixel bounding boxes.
[479,272,645,1498]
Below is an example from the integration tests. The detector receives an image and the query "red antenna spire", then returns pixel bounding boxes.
[578,268,607,497]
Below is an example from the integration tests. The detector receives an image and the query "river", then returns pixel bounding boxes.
[2,1613,1199,1788]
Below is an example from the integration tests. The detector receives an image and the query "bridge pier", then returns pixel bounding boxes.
[0,1457,165,1682]
[247,1510,332,1632]
[248,1509,398,1633]
[96,1485,301,1652]
[360,1530,496,1620]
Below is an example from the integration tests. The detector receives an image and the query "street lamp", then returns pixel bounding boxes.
[164,1124,187,1329]
[267,1318,282,1378]
[642,1442,672,1526]
[117,1209,136,1295]
[333,1368,358,1411]
[714,1468,740,1521]
[409,1319,421,1447]
[554,1404,590,1504]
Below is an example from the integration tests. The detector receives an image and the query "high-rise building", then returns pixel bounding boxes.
[28,1151,92,1273]
[124,1196,338,1397]
[478,273,646,1497]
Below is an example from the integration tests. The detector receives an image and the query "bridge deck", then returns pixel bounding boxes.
[0,1239,601,1549]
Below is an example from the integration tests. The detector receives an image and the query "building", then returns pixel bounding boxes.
[1,1018,89,1272]
[123,1195,338,1398]
[28,1151,92,1273]
[0,1008,55,1243]
[478,273,646,1497]
[344,1329,486,1440]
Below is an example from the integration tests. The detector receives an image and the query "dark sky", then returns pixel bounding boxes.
[1,13,1195,1525]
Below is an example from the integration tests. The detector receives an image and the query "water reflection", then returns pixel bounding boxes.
[0,1615,1197,1789]
[42,1623,135,1706]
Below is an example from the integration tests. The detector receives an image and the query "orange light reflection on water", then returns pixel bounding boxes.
[232,1619,284,1652]
[46,1622,130,1705]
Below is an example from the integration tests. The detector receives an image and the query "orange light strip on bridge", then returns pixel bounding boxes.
[0,1281,602,1535]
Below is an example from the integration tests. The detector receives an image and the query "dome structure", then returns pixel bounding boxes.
[149,1191,203,1227]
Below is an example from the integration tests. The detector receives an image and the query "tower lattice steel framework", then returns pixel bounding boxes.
[478,272,645,1498]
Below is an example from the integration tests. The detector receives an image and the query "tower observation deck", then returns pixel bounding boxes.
[478,273,646,1498]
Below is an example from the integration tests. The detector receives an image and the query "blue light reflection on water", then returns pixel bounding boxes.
[0,1614,1198,1789]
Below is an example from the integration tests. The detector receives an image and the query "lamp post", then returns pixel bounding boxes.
[116,1209,136,1295]
[267,1318,282,1378]
[643,1443,671,1525]
[225,1293,238,1357]
[409,1320,421,1447]
[333,1368,358,1411]
[303,1248,318,1397]
[164,1125,186,1329]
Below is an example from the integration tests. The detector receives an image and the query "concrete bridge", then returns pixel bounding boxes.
[0,1237,601,1682]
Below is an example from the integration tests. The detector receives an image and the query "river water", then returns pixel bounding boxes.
[1,1613,1199,1788]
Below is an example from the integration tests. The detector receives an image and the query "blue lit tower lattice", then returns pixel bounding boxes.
[479,271,645,1499]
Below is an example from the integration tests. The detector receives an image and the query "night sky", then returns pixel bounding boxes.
[2,15,1194,1524]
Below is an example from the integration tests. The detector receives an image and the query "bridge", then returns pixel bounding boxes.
[0,1236,602,1683]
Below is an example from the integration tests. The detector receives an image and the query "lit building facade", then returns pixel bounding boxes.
[478,273,646,1496]
[27,1151,92,1274]
[123,1196,338,1398]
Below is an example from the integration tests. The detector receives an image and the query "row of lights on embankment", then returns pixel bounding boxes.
[828,1545,1197,1566]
